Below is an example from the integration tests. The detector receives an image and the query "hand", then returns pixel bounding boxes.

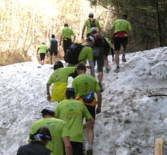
[96,107,101,114]
[47,95,51,101]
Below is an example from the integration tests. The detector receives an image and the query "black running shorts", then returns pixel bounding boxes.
[71,142,83,155]
[40,53,46,61]
[63,38,72,54]
[93,56,104,73]
[114,37,128,51]
[86,105,96,119]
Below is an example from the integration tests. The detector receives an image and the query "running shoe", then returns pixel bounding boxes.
[87,149,93,155]
[114,66,120,73]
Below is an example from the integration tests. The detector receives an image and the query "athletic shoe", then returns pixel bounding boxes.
[105,67,110,73]
[114,66,120,73]
[122,55,126,62]
[87,149,93,155]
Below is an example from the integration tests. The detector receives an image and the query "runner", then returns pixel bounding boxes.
[55,88,94,155]
[46,61,77,102]
[37,42,48,65]
[90,27,106,90]
[60,23,76,54]
[67,36,95,77]
[17,127,51,155]
[111,14,134,73]
[72,64,102,119]
[30,107,72,155]
[49,34,58,64]
[82,13,101,39]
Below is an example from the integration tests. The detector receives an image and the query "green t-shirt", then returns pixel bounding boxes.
[84,19,101,34]
[38,44,47,54]
[61,27,74,39]
[72,74,100,97]
[47,67,75,85]
[78,46,93,64]
[112,19,132,35]
[47,67,75,102]
[55,99,92,142]
[30,118,69,155]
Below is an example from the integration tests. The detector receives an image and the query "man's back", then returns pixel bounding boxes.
[62,27,74,39]
[72,74,100,97]
[50,38,57,51]
[55,99,92,142]
[113,19,131,34]
[30,118,69,155]
[17,141,51,155]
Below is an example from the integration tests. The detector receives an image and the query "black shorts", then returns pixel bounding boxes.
[114,37,128,51]
[71,142,83,155]
[40,53,45,61]
[63,39,72,54]
[49,50,57,56]
[86,105,96,119]
[93,56,104,73]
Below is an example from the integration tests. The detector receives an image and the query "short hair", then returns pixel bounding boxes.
[41,107,55,117]
[51,34,55,38]
[89,13,94,18]
[66,88,75,99]
[76,64,86,71]
[122,14,127,19]
[53,61,64,70]
[64,23,68,27]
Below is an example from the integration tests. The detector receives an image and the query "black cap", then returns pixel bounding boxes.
[89,13,94,18]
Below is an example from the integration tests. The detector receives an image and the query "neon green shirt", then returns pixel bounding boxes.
[47,67,75,102]
[72,74,100,97]
[112,19,132,36]
[78,46,93,64]
[61,27,74,39]
[38,44,47,54]
[30,118,69,155]
[84,19,101,34]
[55,99,92,142]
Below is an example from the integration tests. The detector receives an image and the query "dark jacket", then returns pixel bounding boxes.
[17,141,51,155]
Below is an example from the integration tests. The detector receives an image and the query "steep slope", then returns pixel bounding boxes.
[0,47,167,155]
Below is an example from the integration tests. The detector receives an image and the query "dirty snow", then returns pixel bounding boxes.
[0,47,167,155]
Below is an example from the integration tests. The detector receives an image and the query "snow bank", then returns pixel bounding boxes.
[0,47,167,155]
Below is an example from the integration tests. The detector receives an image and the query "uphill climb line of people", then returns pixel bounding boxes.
[17,12,134,155]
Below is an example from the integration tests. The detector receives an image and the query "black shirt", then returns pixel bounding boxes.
[17,141,51,155]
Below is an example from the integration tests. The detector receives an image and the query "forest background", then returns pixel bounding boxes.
[0,0,167,65]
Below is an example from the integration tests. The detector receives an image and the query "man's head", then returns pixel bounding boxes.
[89,13,94,19]
[53,61,64,70]
[64,23,68,27]
[41,106,55,117]
[31,127,51,145]
[42,42,45,45]
[122,14,127,19]
[66,88,75,99]
[51,34,55,38]
[86,36,94,47]
[76,64,86,75]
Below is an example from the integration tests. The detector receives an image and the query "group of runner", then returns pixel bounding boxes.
[17,13,133,155]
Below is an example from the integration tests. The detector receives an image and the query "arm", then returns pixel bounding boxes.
[37,47,39,54]
[46,84,51,101]
[88,61,95,77]
[60,35,63,46]
[96,91,102,114]
[63,136,72,155]
[82,25,86,39]
[73,35,76,43]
